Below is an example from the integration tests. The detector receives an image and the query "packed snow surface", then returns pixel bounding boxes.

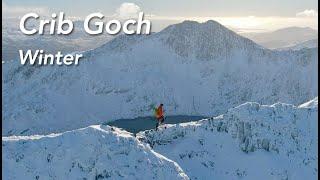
[299,97,318,108]
[2,125,188,180]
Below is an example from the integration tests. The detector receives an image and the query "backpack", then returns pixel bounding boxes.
[153,107,159,117]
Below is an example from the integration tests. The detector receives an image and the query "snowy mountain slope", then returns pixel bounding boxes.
[137,98,318,179]
[3,20,318,136]
[299,96,318,108]
[2,125,189,180]
[278,39,318,51]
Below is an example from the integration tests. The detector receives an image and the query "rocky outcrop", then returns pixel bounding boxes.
[137,100,318,179]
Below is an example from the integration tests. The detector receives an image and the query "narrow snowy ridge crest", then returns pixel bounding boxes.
[3,125,189,180]
[137,99,318,179]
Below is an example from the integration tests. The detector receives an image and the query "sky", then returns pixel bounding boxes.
[2,0,318,32]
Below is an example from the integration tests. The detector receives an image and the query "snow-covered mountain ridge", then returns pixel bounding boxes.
[2,125,189,180]
[3,98,317,179]
[278,39,318,51]
[137,97,318,179]
[3,20,318,136]
[242,27,318,49]
[155,20,262,60]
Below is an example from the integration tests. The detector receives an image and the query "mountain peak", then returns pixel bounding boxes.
[157,20,260,60]
[273,26,317,34]
[203,19,222,25]
[179,20,200,25]
[168,20,223,31]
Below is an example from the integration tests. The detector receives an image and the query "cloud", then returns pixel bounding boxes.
[3,2,50,18]
[296,9,318,17]
[115,3,141,19]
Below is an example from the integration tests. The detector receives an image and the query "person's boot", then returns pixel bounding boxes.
[155,122,158,131]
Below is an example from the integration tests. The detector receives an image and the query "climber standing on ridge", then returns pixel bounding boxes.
[154,103,165,130]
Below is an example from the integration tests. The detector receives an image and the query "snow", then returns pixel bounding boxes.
[2,125,188,180]
[3,98,317,179]
[137,99,318,179]
[278,39,318,51]
[3,20,318,136]
[2,16,318,180]
[299,97,318,108]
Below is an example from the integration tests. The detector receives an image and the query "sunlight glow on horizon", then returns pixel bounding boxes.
[3,1,318,33]
[149,15,318,33]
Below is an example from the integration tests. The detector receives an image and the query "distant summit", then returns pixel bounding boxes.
[278,39,318,51]
[243,26,318,49]
[153,20,261,60]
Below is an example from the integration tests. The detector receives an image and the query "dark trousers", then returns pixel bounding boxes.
[156,116,164,130]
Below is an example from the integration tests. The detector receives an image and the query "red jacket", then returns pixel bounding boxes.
[156,106,164,119]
